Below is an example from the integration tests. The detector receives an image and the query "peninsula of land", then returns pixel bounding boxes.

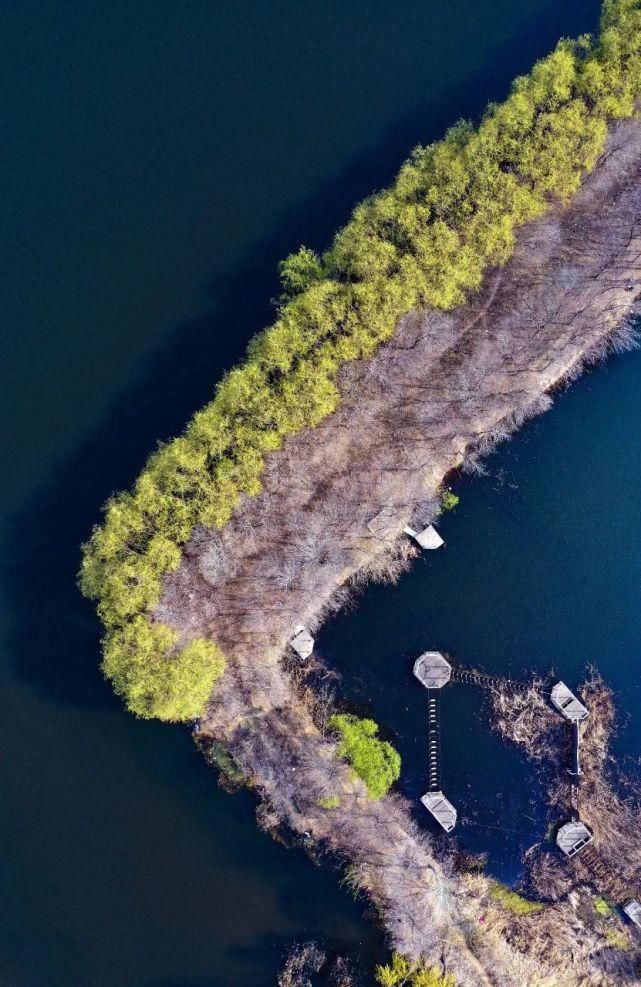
[80,3,641,982]
[172,112,641,986]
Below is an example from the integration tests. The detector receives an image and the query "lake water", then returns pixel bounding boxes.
[0,1,613,984]
[319,346,641,884]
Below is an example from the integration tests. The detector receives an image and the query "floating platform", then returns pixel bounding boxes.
[413,652,452,690]
[556,820,593,857]
[551,682,589,722]
[404,524,444,550]
[421,791,457,832]
[623,899,641,928]
[289,624,314,660]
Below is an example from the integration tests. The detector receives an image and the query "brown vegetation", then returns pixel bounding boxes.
[492,670,641,911]
[277,943,355,987]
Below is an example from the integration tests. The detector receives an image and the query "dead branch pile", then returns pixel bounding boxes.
[277,942,325,987]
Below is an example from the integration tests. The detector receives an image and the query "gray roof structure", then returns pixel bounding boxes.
[404,524,444,550]
[289,625,314,660]
[623,899,641,928]
[414,652,452,690]
[421,791,457,832]
[556,820,593,857]
[551,682,589,722]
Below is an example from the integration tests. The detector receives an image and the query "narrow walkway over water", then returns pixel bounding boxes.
[413,653,641,930]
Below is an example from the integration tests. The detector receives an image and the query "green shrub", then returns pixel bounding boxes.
[318,795,341,810]
[201,740,246,788]
[80,0,641,720]
[439,489,459,512]
[329,713,401,799]
[606,928,629,949]
[594,895,614,917]
[375,953,455,986]
[489,881,544,916]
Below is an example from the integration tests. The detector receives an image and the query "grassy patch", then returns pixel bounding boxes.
[489,881,544,916]
[606,928,629,950]
[375,953,455,986]
[594,895,614,917]
[318,795,341,810]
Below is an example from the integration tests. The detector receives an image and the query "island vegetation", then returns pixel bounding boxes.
[329,713,401,799]
[80,0,641,723]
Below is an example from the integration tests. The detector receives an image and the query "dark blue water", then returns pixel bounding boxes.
[1,1,605,984]
[318,348,641,883]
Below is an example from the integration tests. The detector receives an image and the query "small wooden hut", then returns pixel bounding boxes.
[289,624,314,660]
[556,820,593,857]
[404,524,444,550]
[421,791,457,832]
[413,652,452,689]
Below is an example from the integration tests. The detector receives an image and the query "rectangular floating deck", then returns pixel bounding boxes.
[624,899,641,928]
[551,682,589,722]
[556,820,593,857]
[421,791,457,832]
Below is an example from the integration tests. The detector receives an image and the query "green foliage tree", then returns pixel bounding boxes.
[329,714,401,799]
[439,489,459,512]
[103,617,225,722]
[279,246,324,299]
[80,0,641,720]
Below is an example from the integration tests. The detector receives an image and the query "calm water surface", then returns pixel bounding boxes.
[1,1,607,984]
[319,348,641,883]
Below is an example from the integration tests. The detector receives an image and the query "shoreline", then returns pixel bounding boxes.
[162,115,641,984]
[169,112,641,984]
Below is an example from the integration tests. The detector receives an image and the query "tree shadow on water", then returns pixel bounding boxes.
[1,0,600,710]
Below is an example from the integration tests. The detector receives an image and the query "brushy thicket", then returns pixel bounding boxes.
[375,953,455,986]
[328,714,401,799]
[79,1,641,722]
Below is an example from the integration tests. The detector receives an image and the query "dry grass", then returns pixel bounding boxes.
[490,670,641,981]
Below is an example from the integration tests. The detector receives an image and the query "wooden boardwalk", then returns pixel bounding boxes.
[578,845,633,902]
[419,655,641,911]
[427,690,441,792]
[450,665,522,692]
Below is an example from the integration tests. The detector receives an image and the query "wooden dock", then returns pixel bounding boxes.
[450,665,520,691]
[427,690,441,792]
